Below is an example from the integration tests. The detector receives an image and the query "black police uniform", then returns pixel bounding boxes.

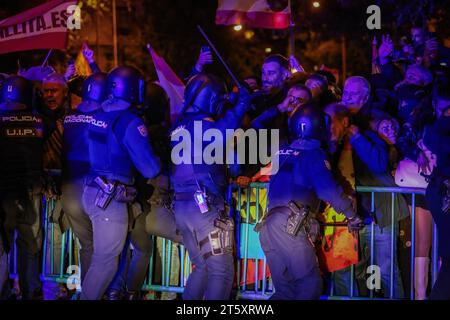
[424,114,450,300]
[107,121,182,299]
[61,72,107,284]
[80,67,160,300]
[258,106,359,300]
[0,76,45,299]
[170,73,250,300]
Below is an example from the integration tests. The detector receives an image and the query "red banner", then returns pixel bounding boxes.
[216,0,290,29]
[0,0,78,54]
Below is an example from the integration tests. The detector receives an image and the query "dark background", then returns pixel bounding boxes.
[1,0,450,86]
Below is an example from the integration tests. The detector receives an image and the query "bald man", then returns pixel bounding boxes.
[341,76,373,131]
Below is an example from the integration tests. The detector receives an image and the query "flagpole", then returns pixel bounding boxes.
[96,3,101,67]
[288,0,294,57]
[341,35,347,83]
[112,0,118,67]
[41,49,53,67]
[197,25,241,88]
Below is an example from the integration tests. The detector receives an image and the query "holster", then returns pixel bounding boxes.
[199,211,235,259]
[285,201,311,236]
[93,176,137,210]
[255,201,312,238]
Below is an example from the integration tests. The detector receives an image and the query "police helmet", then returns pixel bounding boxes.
[82,72,107,103]
[106,66,145,105]
[289,104,327,140]
[0,75,33,110]
[184,73,227,117]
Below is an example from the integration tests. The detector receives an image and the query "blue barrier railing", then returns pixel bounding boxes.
[8,184,439,300]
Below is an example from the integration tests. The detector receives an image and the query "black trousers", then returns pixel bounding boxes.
[0,184,42,299]
[426,177,450,300]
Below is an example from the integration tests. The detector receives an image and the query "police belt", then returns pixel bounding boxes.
[255,206,294,232]
[267,206,295,216]
[87,177,137,201]
[255,203,313,234]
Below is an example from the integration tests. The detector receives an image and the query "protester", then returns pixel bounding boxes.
[325,101,408,298]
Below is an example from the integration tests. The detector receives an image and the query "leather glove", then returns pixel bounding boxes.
[347,215,364,234]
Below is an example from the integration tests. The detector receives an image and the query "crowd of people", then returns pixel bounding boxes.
[0,22,449,301]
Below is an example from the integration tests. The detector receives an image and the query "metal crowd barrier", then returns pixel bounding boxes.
[350,186,438,300]
[9,184,439,300]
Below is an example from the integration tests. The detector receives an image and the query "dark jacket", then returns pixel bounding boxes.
[350,130,409,228]
[423,115,450,177]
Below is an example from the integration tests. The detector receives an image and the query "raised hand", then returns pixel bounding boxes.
[82,43,95,64]
[378,34,394,64]
[289,55,305,73]
[64,63,76,81]
[195,49,213,72]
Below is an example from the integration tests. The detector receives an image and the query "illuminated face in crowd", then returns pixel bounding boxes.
[288,87,311,113]
[377,119,399,145]
[279,86,312,115]
[329,115,348,144]
[324,104,350,145]
[341,77,370,113]
[42,81,68,111]
[261,61,288,95]
[411,27,427,47]
[405,67,431,87]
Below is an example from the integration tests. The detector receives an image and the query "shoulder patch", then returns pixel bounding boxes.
[137,124,148,137]
[324,159,331,170]
[277,148,301,156]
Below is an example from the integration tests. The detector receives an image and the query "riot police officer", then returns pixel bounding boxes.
[258,105,363,300]
[170,73,250,300]
[80,66,160,300]
[0,76,45,299]
[424,82,450,299]
[61,72,107,285]
[106,82,182,300]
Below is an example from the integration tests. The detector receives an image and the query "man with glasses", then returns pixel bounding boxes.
[251,84,313,143]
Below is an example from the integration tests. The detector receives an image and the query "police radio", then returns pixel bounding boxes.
[194,179,210,214]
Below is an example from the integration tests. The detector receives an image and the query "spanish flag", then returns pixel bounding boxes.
[74,43,92,76]
[216,0,291,29]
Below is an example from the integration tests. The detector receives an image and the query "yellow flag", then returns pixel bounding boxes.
[75,47,92,76]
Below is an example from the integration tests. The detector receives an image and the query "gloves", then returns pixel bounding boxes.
[347,215,364,234]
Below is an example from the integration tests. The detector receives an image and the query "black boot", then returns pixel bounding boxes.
[104,289,124,300]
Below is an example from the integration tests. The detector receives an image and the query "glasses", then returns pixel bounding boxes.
[288,94,307,104]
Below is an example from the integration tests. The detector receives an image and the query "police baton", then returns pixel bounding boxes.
[196,25,242,89]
